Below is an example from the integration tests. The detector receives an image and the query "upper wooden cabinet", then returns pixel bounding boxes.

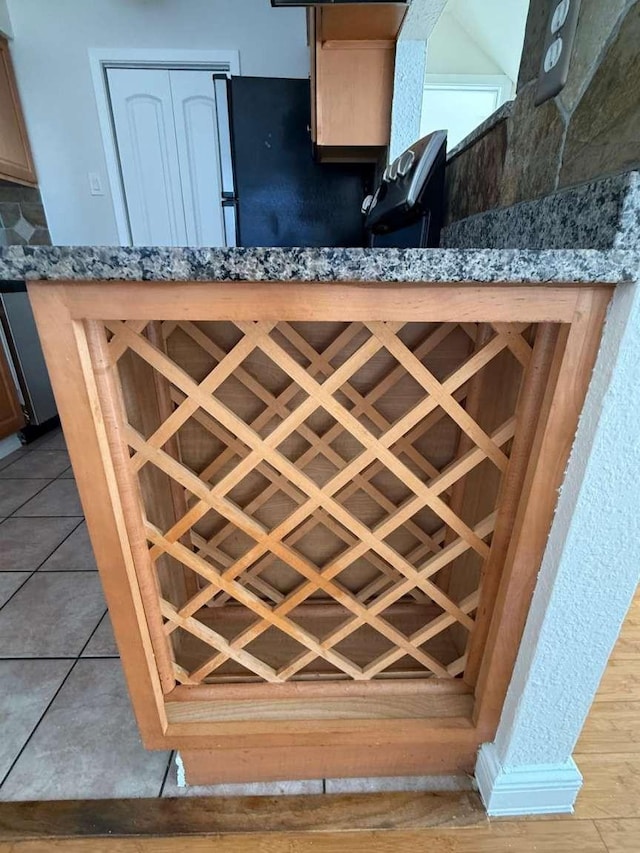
[310,4,406,161]
[0,36,36,186]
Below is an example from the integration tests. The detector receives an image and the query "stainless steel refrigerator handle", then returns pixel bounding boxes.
[221,198,238,248]
[212,74,236,198]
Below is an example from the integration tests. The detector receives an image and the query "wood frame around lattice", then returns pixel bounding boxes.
[27,279,612,784]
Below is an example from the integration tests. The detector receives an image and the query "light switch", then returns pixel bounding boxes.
[88,172,104,196]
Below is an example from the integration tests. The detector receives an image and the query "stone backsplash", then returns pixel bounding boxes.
[444,0,640,225]
[0,180,51,247]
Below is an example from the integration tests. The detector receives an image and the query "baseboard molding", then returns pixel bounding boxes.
[0,433,21,461]
[475,743,583,816]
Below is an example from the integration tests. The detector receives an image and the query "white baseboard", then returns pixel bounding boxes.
[175,752,186,787]
[475,743,583,816]
[0,433,21,461]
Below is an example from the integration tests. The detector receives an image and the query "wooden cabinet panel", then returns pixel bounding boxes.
[0,338,25,439]
[311,5,403,159]
[318,4,406,41]
[0,36,36,186]
[315,41,396,149]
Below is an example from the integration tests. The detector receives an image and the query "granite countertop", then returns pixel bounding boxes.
[0,246,638,286]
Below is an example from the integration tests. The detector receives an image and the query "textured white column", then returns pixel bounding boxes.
[477,273,640,815]
[389,40,427,161]
[389,0,447,161]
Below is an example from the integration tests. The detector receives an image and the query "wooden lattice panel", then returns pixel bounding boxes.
[105,318,532,686]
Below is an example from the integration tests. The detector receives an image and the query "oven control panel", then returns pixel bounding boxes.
[364,130,447,234]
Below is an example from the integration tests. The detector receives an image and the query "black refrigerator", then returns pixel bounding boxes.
[213,76,374,248]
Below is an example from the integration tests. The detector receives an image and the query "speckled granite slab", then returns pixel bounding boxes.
[0,246,638,286]
[442,171,640,250]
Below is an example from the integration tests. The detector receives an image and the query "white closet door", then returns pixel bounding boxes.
[107,67,187,246]
[169,71,225,247]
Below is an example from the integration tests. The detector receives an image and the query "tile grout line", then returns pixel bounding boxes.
[3,515,85,519]
[0,478,59,526]
[158,751,175,798]
[0,655,119,662]
[0,517,84,614]
[0,603,108,793]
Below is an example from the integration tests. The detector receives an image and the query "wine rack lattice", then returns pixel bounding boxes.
[105,318,531,685]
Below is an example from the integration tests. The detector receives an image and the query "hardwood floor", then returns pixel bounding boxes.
[0,591,637,853]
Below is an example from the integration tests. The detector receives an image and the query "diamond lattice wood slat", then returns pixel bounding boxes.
[104,318,532,685]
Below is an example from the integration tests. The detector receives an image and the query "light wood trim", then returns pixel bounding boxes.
[163,719,482,752]
[464,323,560,685]
[0,337,24,439]
[180,735,480,784]
[25,282,168,747]
[473,288,613,730]
[168,677,472,703]
[164,693,473,725]
[322,40,396,50]
[0,36,36,186]
[84,321,177,693]
[60,281,592,322]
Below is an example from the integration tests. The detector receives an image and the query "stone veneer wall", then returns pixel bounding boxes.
[444,0,640,225]
[0,180,51,246]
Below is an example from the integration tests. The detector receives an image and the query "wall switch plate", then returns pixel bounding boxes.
[534,0,581,106]
[88,172,104,196]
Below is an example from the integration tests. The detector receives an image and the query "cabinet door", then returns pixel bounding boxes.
[107,68,188,246]
[0,336,25,440]
[316,42,395,148]
[0,37,36,186]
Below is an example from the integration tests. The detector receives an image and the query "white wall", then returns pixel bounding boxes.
[0,0,12,37]
[427,11,502,76]
[6,0,309,245]
[446,0,529,83]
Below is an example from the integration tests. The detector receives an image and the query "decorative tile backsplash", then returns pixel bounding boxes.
[0,180,51,247]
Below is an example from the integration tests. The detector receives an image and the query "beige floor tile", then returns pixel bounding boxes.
[13,479,82,517]
[0,572,30,607]
[0,659,169,800]
[40,522,97,571]
[0,517,81,571]
[0,572,105,657]
[0,450,70,479]
[0,480,52,517]
[0,659,72,781]
[0,447,28,473]
[82,611,118,657]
